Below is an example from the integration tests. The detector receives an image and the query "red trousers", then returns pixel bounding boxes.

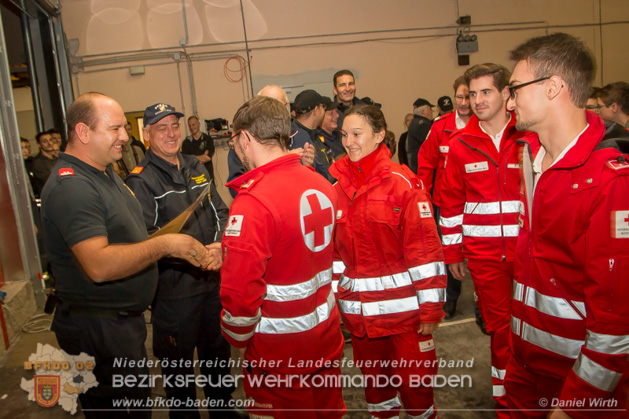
[243,365,346,419]
[351,331,438,419]
[466,258,513,417]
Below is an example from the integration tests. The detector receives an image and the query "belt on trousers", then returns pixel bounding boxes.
[57,299,145,318]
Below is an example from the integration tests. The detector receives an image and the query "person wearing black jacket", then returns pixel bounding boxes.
[127,103,241,418]
[406,98,435,173]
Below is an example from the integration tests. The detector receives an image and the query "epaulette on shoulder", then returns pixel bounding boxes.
[130,165,144,175]
[605,155,629,173]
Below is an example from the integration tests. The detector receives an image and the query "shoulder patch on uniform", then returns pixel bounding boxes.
[606,158,629,171]
[225,215,244,237]
[612,211,629,239]
[240,179,255,189]
[58,168,74,177]
[433,115,442,122]
[418,202,432,218]
[131,166,144,174]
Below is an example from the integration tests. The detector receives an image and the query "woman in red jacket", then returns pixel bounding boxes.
[329,105,446,419]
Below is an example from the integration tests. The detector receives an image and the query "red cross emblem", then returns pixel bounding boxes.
[301,191,334,252]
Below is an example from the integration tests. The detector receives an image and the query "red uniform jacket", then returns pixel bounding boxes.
[512,112,629,418]
[329,144,446,339]
[439,113,526,264]
[220,154,343,375]
[417,111,458,207]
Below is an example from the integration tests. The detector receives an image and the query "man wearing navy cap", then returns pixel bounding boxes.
[437,96,454,116]
[127,103,241,418]
[317,96,345,159]
[407,98,435,173]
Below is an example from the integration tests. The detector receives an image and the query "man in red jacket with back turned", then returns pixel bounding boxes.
[220,96,345,419]
[505,32,629,419]
[439,63,527,416]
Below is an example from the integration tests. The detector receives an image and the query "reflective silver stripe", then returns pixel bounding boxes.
[513,281,586,320]
[503,225,520,237]
[331,280,339,294]
[491,366,506,381]
[501,200,521,213]
[222,308,261,327]
[464,202,499,215]
[408,261,446,282]
[586,330,629,355]
[515,320,584,359]
[337,298,362,315]
[265,268,332,302]
[362,296,419,317]
[462,224,520,237]
[220,326,255,342]
[256,290,336,334]
[417,288,446,304]
[367,396,401,412]
[332,261,345,274]
[573,353,622,392]
[408,405,434,419]
[442,233,462,245]
[439,214,463,228]
[493,385,506,397]
[464,200,520,214]
[342,272,413,292]
[511,316,521,336]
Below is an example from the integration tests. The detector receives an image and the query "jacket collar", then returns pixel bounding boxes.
[226,153,302,192]
[330,143,392,194]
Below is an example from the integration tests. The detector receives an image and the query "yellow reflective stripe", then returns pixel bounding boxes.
[586,330,629,355]
[408,261,446,282]
[440,214,463,228]
[265,268,332,302]
[573,352,622,392]
[367,396,401,412]
[513,281,586,320]
[362,296,419,316]
[512,316,584,359]
[222,308,261,327]
[417,288,446,304]
[442,233,462,245]
[256,290,336,334]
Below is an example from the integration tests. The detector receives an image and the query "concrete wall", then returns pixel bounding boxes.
[60,0,629,202]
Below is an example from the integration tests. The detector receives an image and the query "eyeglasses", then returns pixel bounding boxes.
[508,76,550,100]
[586,104,604,111]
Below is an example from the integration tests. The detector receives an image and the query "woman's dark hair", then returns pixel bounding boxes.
[345,104,387,134]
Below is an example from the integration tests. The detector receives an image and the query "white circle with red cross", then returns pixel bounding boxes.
[299,189,335,252]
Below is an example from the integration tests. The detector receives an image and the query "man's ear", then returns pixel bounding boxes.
[609,102,619,113]
[75,123,90,145]
[501,86,510,102]
[547,76,564,101]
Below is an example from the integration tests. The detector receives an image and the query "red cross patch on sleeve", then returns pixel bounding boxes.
[612,210,629,239]
[225,215,244,237]
[418,202,432,218]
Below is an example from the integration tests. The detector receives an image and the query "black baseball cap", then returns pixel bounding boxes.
[321,96,339,111]
[438,96,454,112]
[294,90,324,115]
[413,98,435,108]
[143,103,184,126]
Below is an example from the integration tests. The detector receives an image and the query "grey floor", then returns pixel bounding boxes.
[0,275,495,418]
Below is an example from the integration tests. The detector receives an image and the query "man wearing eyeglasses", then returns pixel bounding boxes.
[596,81,629,129]
[505,32,629,419]
[439,63,527,416]
[417,75,471,320]
[220,96,345,418]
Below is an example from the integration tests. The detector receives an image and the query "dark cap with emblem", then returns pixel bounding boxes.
[438,96,454,112]
[143,103,185,126]
[413,98,435,108]
[294,90,324,115]
[321,96,339,111]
